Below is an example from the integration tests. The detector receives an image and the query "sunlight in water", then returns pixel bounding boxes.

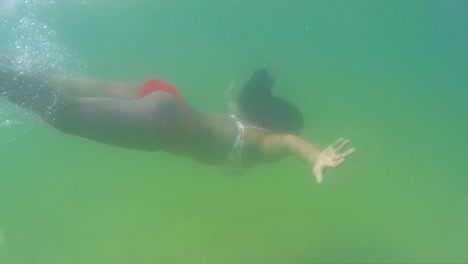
[0,0,82,125]
[0,0,21,16]
[0,0,76,76]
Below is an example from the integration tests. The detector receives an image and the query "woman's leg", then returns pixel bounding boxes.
[1,68,170,150]
[56,95,170,150]
[0,68,59,121]
[51,76,144,99]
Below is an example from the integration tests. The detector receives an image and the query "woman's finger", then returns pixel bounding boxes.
[338,148,356,159]
[331,138,345,149]
[313,165,323,184]
[331,158,344,168]
[336,139,350,152]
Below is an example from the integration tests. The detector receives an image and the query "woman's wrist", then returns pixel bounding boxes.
[285,134,321,163]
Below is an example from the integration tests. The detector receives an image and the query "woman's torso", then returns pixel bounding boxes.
[186,113,269,167]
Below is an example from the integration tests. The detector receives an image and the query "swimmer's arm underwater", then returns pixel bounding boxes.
[260,135,355,184]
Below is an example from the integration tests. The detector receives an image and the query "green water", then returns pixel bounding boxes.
[1,0,467,263]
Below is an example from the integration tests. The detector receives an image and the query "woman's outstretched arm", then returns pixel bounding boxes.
[260,134,356,183]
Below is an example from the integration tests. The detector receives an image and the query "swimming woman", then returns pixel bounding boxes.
[0,66,355,183]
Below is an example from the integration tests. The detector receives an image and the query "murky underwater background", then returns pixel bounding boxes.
[0,0,467,263]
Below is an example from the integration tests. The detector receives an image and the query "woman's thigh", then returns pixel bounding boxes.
[52,77,144,100]
[54,92,176,150]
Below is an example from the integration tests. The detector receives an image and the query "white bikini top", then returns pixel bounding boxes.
[224,115,245,172]
[223,115,263,173]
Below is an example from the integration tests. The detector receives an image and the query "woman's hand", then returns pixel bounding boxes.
[259,134,355,183]
[312,138,355,184]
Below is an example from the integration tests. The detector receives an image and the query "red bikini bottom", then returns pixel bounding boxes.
[137,79,194,150]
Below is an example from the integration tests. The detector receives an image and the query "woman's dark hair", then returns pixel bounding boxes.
[236,67,304,134]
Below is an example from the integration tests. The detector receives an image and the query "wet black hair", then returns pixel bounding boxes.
[236,67,304,135]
